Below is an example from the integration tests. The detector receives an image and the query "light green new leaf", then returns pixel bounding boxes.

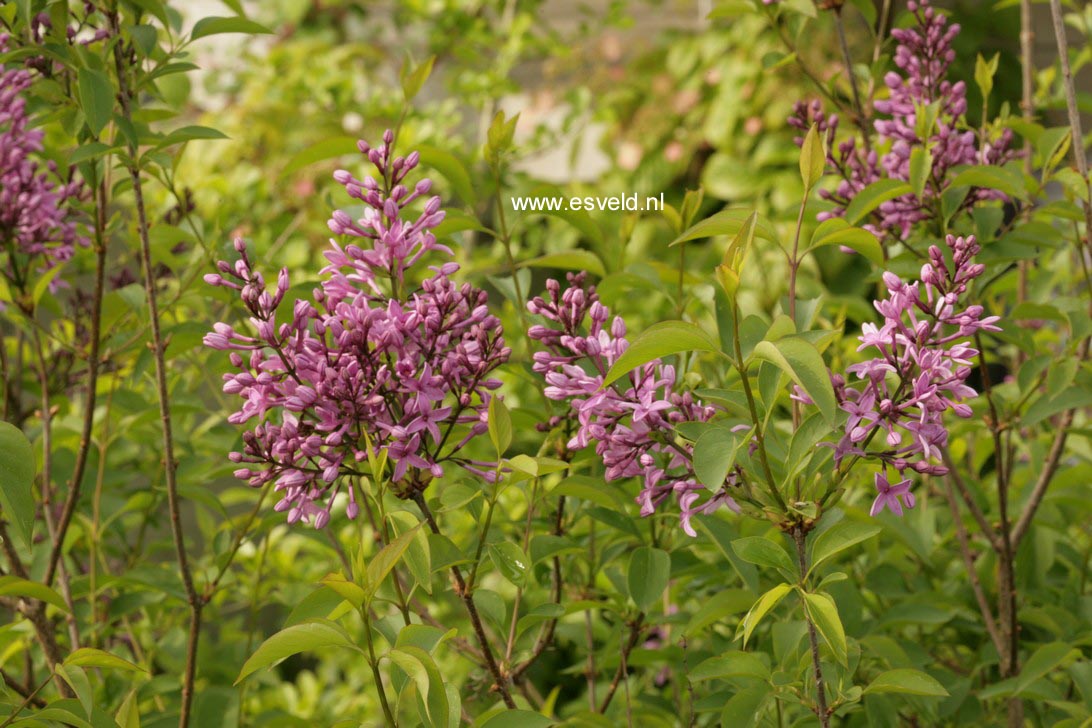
[750,337,837,425]
[320,573,367,608]
[741,583,792,646]
[864,668,949,697]
[949,165,1027,200]
[64,648,145,673]
[191,16,273,41]
[235,619,359,683]
[487,396,512,456]
[401,55,436,100]
[77,68,113,137]
[802,591,847,665]
[366,525,421,598]
[669,208,778,247]
[690,651,770,682]
[908,147,933,200]
[627,546,671,612]
[731,537,796,578]
[807,218,884,266]
[799,124,825,190]
[693,426,742,488]
[520,250,606,278]
[844,179,913,225]
[0,577,67,612]
[809,522,881,574]
[1013,642,1078,695]
[0,422,35,548]
[488,542,529,587]
[389,646,449,727]
[602,321,721,387]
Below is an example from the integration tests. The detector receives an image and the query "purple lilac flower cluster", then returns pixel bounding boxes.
[527,274,739,536]
[788,0,1014,238]
[1,34,84,286]
[205,132,510,528]
[798,234,999,516]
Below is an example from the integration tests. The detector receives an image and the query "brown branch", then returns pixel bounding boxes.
[940,448,1002,551]
[46,179,107,588]
[597,613,645,713]
[943,478,1005,657]
[411,491,517,709]
[792,527,830,728]
[109,16,201,727]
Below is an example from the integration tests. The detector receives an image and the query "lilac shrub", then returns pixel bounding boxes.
[205,132,510,527]
[0,34,83,288]
[527,273,739,536]
[787,0,1014,238]
[801,233,1000,515]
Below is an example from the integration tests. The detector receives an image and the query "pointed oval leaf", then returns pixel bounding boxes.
[0,422,35,548]
[800,124,825,190]
[802,591,848,665]
[690,651,770,682]
[603,321,721,387]
[750,337,836,425]
[366,524,421,598]
[389,645,449,728]
[844,179,913,225]
[864,668,949,697]
[0,576,67,612]
[236,619,358,684]
[487,542,528,587]
[627,546,671,613]
[77,68,114,137]
[693,427,742,488]
[809,522,881,574]
[191,16,273,41]
[731,537,796,577]
[741,583,792,646]
[64,648,145,673]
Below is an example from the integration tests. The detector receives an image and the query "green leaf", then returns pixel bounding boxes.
[690,651,770,681]
[235,619,359,683]
[802,591,847,665]
[627,546,671,612]
[809,521,881,574]
[799,124,825,190]
[487,396,512,456]
[807,218,884,266]
[0,421,35,549]
[191,16,273,41]
[844,179,912,225]
[389,645,449,727]
[692,427,742,488]
[366,525,421,598]
[949,165,1027,200]
[401,55,436,100]
[750,337,837,425]
[281,136,359,177]
[720,685,769,728]
[520,250,606,278]
[55,664,93,718]
[669,208,778,247]
[63,648,145,673]
[154,125,229,148]
[741,583,792,646]
[1013,642,1078,695]
[602,321,721,387]
[731,537,796,577]
[487,542,528,587]
[974,52,999,101]
[864,668,949,697]
[479,710,554,728]
[320,572,366,608]
[416,146,477,205]
[908,146,932,200]
[77,68,114,137]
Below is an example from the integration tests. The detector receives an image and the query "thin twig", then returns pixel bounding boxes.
[597,614,645,713]
[792,528,830,728]
[411,492,517,709]
[110,16,201,727]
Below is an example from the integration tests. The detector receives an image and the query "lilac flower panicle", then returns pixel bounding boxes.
[205,132,510,527]
[795,234,999,516]
[0,34,84,284]
[527,274,739,536]
[788,0,1015,238]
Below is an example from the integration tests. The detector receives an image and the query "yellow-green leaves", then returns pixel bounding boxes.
[749,336,837,425]
[801,590,847,665]
[485,111,519,168]
[974,52,1000,103]
[808,521,881,576]
[401,55,436,101]
[601,321,721,387]
[799,124,825,191]
[715,211,758,299]
[235,619,360,684]
[740,583,792,646]
[865,668,949,697]
[487,396,512,456]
